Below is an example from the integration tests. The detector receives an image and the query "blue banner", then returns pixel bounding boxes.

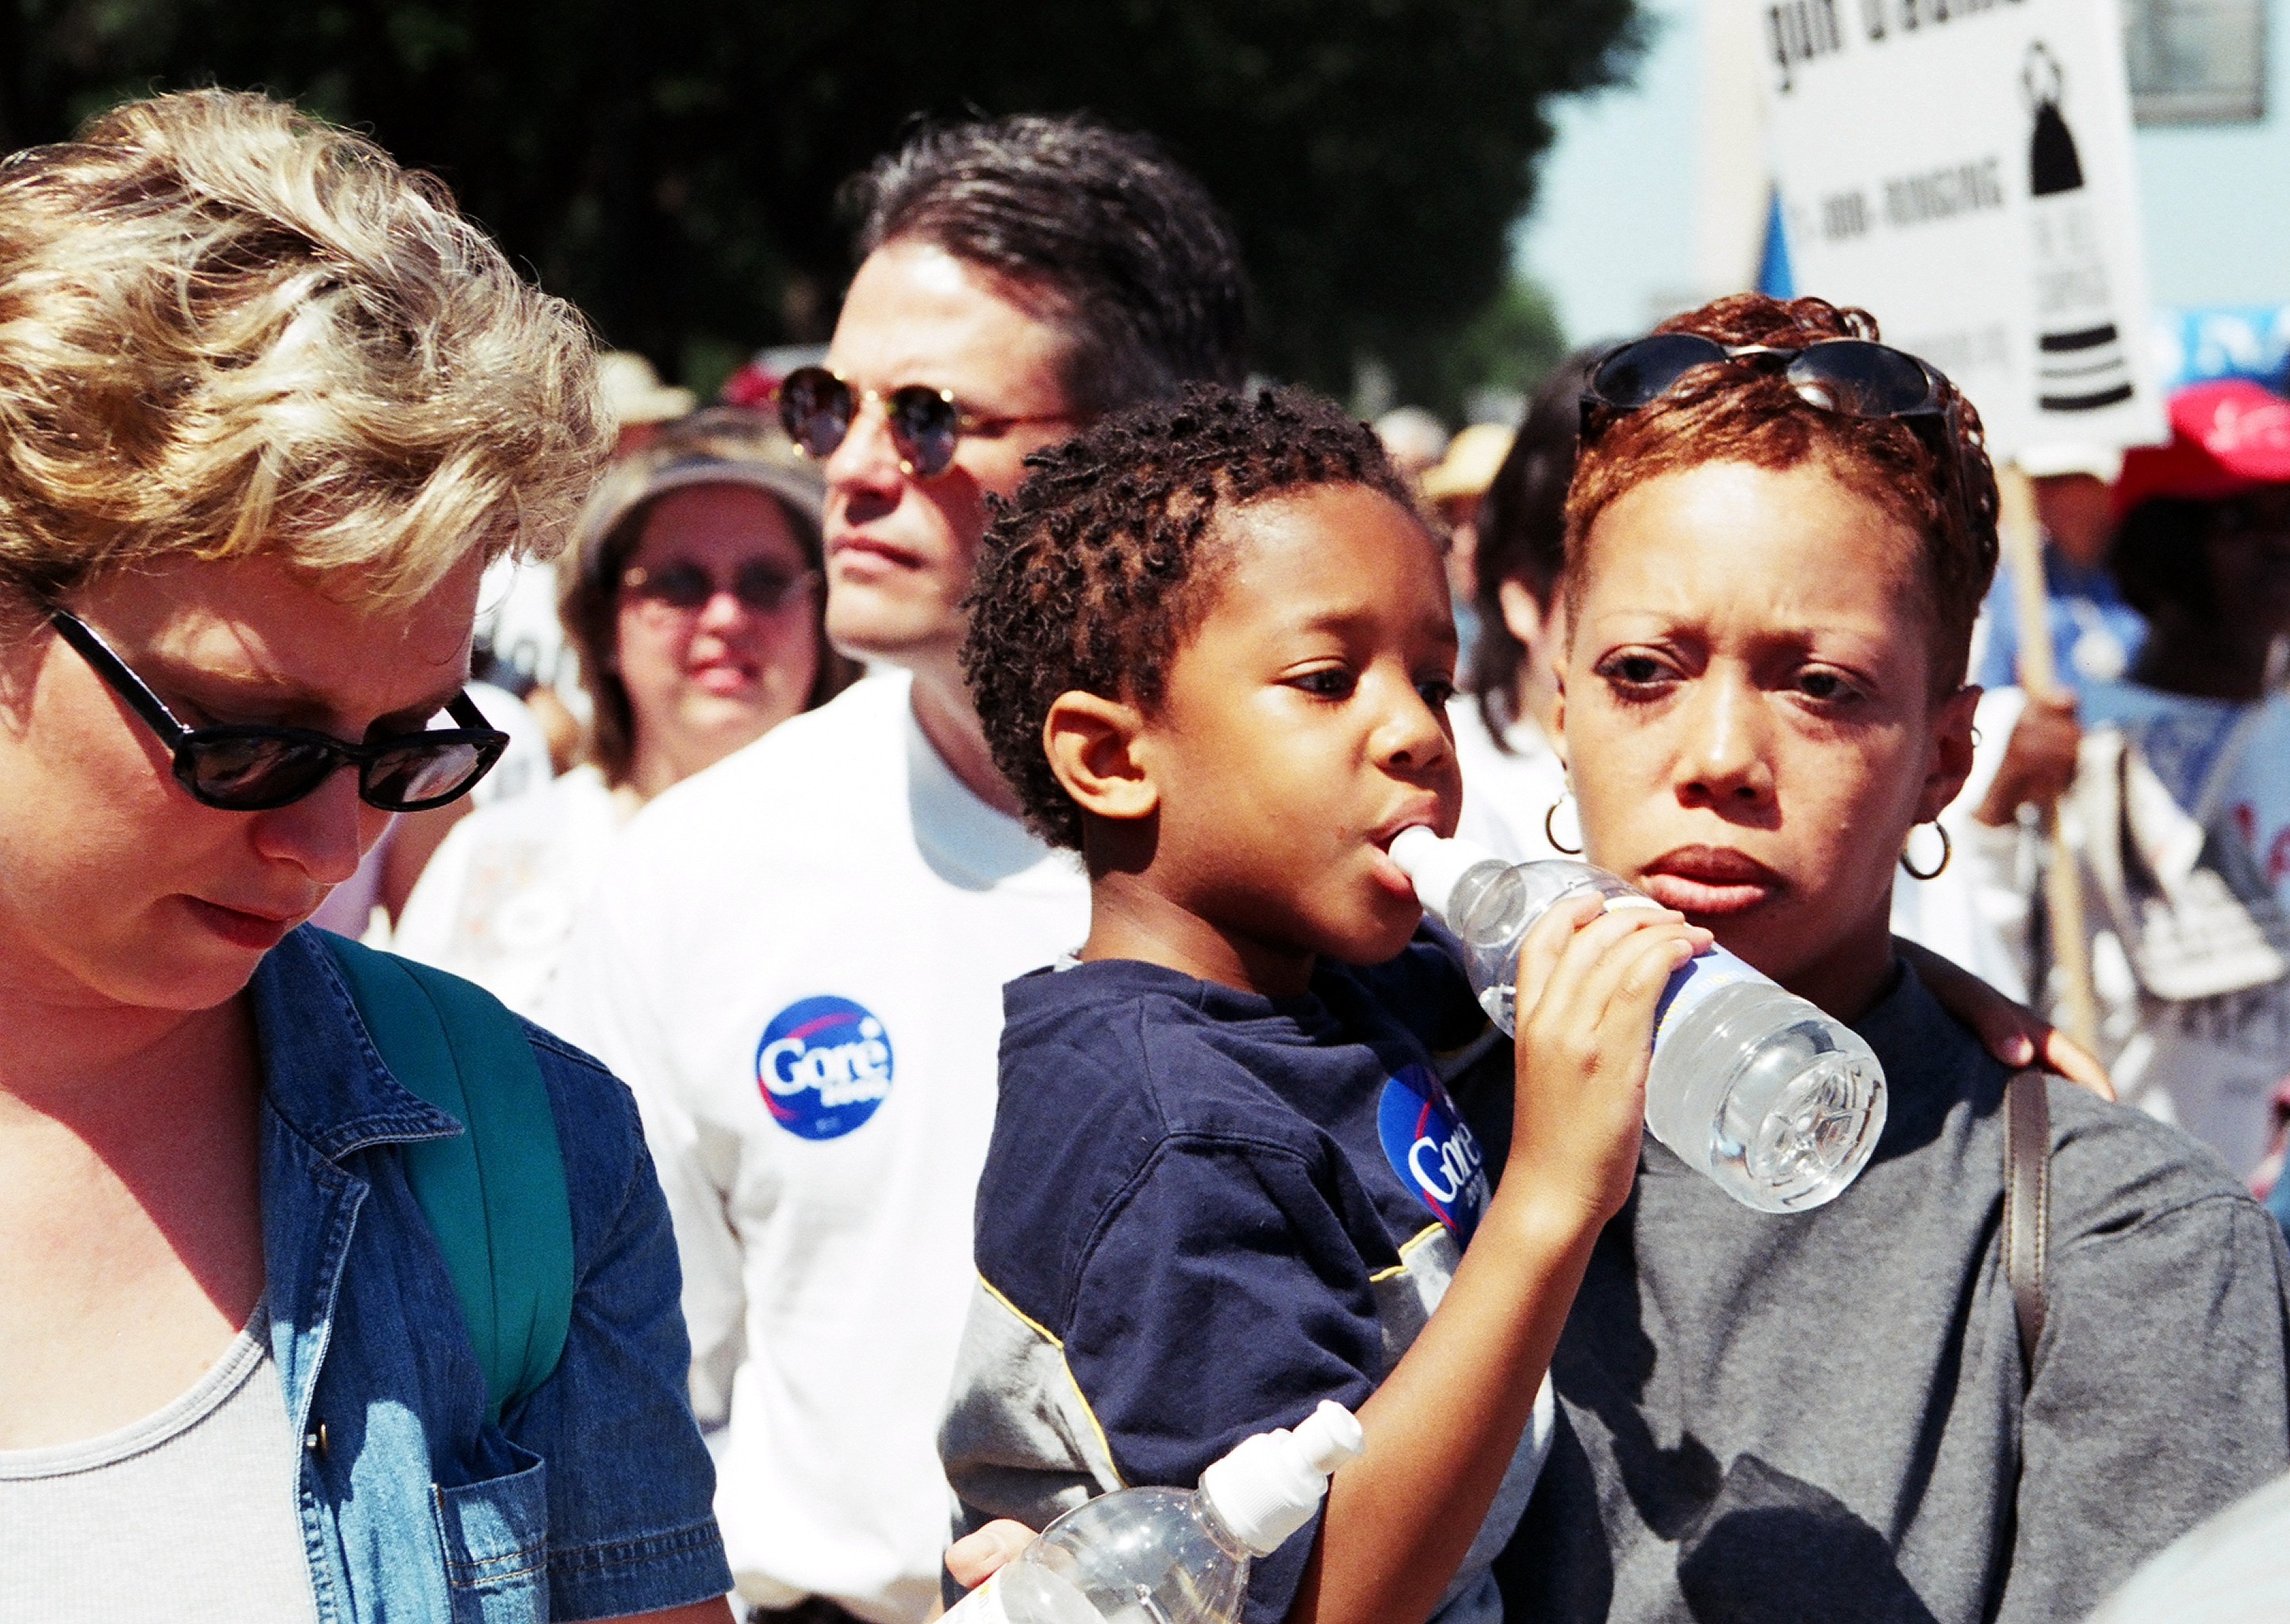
[2151,305,2290,391]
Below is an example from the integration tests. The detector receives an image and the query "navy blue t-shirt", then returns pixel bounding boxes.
[939,937,1535,1624]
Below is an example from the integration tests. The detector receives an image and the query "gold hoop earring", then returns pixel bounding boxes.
[1544,795,1583,856]
[1900,821,1951,881]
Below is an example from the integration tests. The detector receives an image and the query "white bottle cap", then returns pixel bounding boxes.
[1388,827,1504,926]
[1198,1400,1366,1557]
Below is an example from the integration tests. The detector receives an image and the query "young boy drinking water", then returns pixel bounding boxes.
[938,386,1709,1624]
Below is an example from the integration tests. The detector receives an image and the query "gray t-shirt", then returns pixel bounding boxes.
[2087,1466,2290,1622]
[0,1303,318,1622]
[1501,963,2290,1624]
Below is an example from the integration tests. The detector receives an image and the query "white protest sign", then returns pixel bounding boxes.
[1759,0,2166,456]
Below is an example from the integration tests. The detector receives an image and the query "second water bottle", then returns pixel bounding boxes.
[942,1400,1364,1624]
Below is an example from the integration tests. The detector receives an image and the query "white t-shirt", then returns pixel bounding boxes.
[1448,696,1569,864]
[542,672,1087,1624]
[393,764,627,1017]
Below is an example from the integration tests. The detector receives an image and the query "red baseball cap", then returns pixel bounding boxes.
[2115,379,2290,515]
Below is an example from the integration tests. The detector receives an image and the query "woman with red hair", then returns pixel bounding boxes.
[1490,295,2290,1623]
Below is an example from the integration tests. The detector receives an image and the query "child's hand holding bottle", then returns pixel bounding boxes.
[1502,890,1711,1230]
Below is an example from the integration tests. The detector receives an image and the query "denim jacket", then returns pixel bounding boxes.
[251,926,731,1622]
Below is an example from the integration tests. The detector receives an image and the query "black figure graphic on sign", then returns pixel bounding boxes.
[2025,42,2135,412]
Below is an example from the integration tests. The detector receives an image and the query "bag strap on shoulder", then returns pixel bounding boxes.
[2003,1069,2052,1380]
[316,930,576,1424]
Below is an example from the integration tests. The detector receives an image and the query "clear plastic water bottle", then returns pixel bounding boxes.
[1390,829,1886,1213]
[943,1400,1365,1624]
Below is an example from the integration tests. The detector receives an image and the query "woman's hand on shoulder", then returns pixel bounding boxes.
[1504,894,1712,1229]
[1895,936,2113,1099]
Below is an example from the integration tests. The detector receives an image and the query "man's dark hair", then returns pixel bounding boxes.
[849,114,1250,413]
[962,385,1414,849]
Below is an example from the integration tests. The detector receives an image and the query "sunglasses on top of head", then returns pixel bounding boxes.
[48,607,509,813]
[775,365,1072,480]
[1582,331,1993,533]
[1582,333,1949,423]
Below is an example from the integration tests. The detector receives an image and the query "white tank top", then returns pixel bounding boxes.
[0,1302,319,1622]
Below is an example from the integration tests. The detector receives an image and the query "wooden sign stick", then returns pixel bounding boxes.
[1997,464,2101,1053]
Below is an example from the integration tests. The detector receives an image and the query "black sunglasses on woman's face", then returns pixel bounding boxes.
[48,607,509,813]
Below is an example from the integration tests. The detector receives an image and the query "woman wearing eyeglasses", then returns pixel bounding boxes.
[1472,295,2290,1623]
[394,408,860,1014]
[0,93,733,1622]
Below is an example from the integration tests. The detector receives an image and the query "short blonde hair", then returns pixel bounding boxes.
[0,90,606,612]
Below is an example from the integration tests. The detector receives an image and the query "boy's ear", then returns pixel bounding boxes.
[1044,691,1157,823]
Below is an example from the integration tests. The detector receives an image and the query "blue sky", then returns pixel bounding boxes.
[1513,0,1704,347]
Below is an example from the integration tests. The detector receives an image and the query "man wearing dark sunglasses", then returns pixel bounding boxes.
[545,114,1249,1624]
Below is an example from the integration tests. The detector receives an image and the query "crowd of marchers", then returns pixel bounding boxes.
[6,86,2290,1624]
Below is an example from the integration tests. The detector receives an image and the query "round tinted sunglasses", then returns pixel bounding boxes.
[620,561,819,615]
[776,365,1072,479]
[48,607,508,813]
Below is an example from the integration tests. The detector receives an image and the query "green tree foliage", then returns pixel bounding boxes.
[0,0,1638,400]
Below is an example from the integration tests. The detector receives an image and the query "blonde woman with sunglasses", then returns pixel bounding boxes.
[0,92,734,1623]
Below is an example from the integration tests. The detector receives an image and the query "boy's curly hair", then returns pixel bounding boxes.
[962,384,1416,849]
